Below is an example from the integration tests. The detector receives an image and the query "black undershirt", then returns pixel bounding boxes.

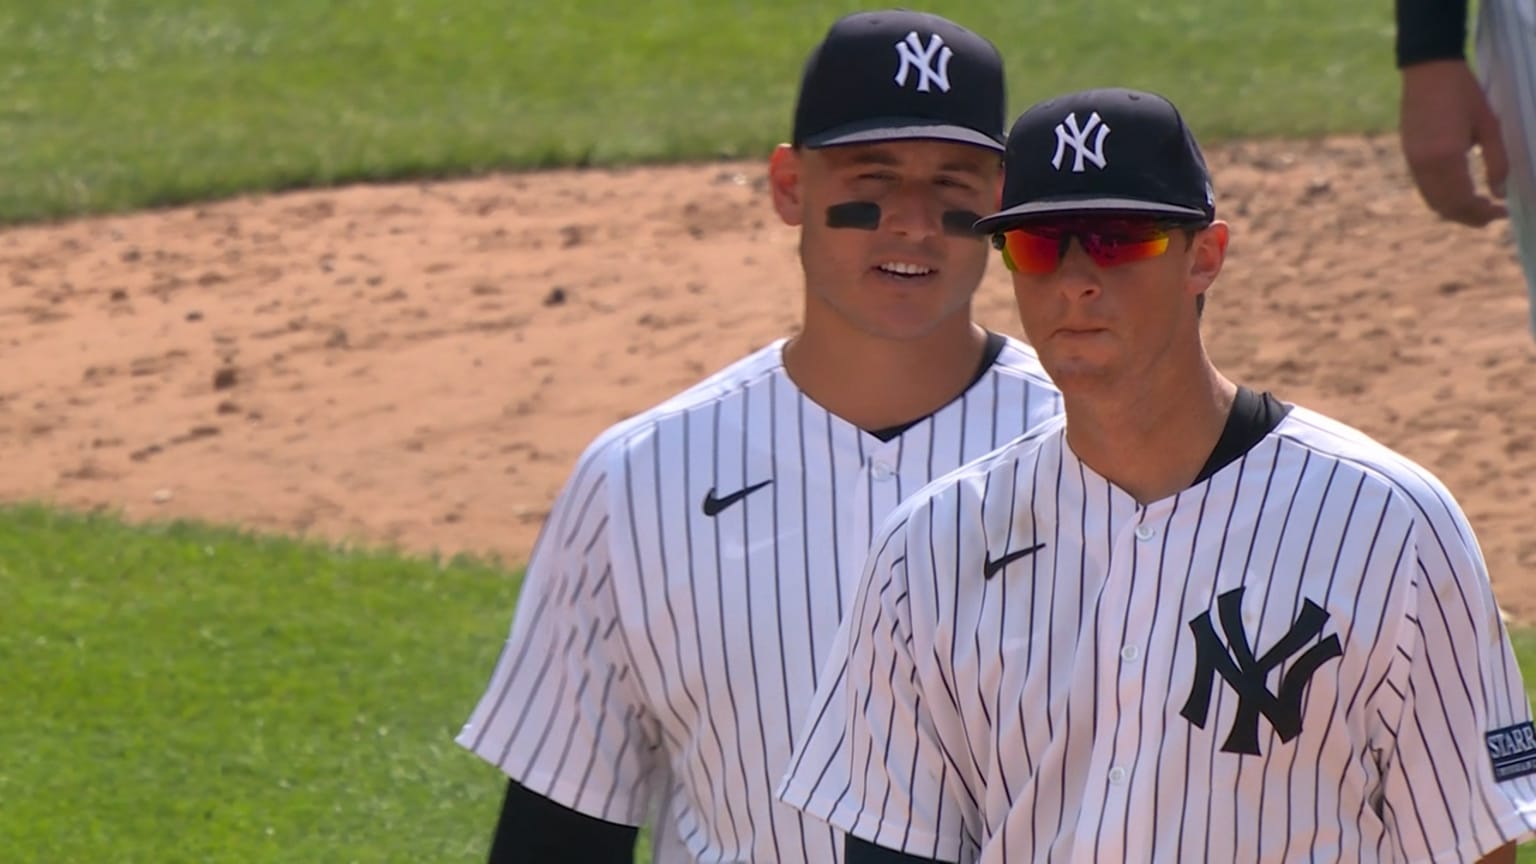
[846,385,1291,864]
[1193,385,1291,484]
[1395,0,1468,67]
[866,330,1007,442]
[487,779,636,864]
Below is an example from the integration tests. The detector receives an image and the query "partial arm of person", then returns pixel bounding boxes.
[1396,0,1509,226]
[1374,484,1536,861]
[777,493,980,863]
[845,834,946,864]
[486,778,637,864]
[455,445,663,861]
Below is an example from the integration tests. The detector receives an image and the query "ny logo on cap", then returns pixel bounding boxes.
[893,31,952,93]
[1051,111,1111,173]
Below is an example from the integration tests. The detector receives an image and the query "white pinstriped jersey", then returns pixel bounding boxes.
[1477,0,1536,336]
[779,408,1536,863]
[457,336,1062,863]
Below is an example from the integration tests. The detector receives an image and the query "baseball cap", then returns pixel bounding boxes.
[791,10,1006,152]
[974,87,1216,233]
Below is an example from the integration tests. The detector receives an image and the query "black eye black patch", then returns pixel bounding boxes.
[941,210,984,238]
[824,201,881,230]
[824,202,986,239]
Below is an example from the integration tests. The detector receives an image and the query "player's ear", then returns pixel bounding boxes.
[1186,220,1228,297]
[768,144,805,227]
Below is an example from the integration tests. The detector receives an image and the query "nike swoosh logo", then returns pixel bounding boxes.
[702,480,773,517]
[983,542,1046,580]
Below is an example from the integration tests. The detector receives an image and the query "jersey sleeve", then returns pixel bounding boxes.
[1395,0,1469,67]
[1375,485,1536,862]
[456,445,663,826]
[778,503,980,862]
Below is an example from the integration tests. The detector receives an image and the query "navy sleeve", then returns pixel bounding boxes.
[1395,0,1469,67]
[487,778,638,864]
[846,835,952,864]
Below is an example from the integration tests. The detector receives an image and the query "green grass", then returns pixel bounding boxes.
[0,504,517,863]
[2,1,1529,859]
[2,502,1532,861]
[0,0,1399,224]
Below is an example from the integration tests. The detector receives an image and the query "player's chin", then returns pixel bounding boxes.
[1038,338,1120,379]
[1043,349,1127,389]
[853,281,972,339]
[870,306,972,342]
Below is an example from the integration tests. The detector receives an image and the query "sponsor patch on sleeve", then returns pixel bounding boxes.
[1485,721,1536,782]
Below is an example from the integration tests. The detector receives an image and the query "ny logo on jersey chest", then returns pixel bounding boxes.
[1179,587,1343,756]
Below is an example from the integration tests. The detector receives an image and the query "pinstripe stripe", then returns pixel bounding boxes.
[1481,0,1536,327]
[1168,445,1252,859]
[460,337,1062,863]
[779,406,1536,862]
[1255,457,1333,853]
[1287,415,1534,849]
[1136,482,1203,859]
[678,408,740,846]
[1318,475,1387,851]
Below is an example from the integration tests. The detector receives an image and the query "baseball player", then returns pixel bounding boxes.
[1397,0,1536,336]
[454,10,1063,863]
[779,87,1536,863]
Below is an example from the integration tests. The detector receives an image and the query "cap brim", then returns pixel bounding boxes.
[973,197,1209,234]
[803,118,1004,152]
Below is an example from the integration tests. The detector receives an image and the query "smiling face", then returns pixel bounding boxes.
[769,139,1000,342]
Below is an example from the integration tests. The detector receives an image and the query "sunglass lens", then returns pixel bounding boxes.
[998,230,1062,274]
[1081,231,1170,267]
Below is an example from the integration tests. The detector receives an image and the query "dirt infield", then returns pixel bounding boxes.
[2,133,1533,621]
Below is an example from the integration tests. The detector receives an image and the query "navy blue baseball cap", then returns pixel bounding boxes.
[975,87,1216,233]
[791,10,1007,152]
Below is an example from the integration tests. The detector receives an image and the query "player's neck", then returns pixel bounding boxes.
[1062,351,1237,505]
[783,317,989,432]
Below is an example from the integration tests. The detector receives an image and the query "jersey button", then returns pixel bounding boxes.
[1134,524,1155,541]
[871,461,894,481]
[1120,644,1140,663]
[1108,766,1128,785]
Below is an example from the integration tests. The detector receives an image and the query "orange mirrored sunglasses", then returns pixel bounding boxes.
[992,218,1196,274]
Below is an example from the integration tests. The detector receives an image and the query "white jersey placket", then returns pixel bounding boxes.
[1066,496,1149,863]
[843,433,908,606]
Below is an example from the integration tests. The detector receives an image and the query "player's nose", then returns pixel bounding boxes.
[1053,242,1103,299]
[879,185,943,240]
